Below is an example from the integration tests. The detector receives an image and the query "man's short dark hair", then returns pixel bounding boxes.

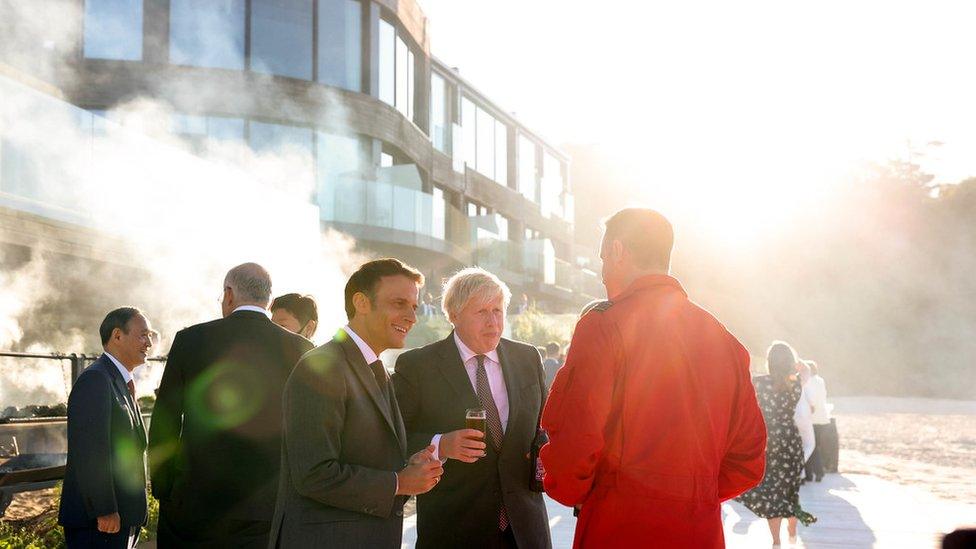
[545,342,560,356]
[344,258,424,320]
[99,307,143,346]
[271,293,319,327]
[602,208,674,270]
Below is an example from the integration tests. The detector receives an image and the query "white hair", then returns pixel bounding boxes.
[441,267,512,322]
[225,262,272,305]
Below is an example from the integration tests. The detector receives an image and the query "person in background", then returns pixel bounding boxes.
[795,361,816,481]
[542,208,767,548]
[737,341,817,547]
[271,293,318,339]
[542,341,562,389]
[59,307,155,549]
[515,293,530,314]
[806,360,829,481]
[149,263,314,548]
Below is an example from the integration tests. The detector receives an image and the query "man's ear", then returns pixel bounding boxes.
[610,239,626,262]
[302,320,318,338]
[352,292,372,315]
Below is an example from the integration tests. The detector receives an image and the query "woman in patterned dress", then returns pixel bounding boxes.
[737,341,817,546]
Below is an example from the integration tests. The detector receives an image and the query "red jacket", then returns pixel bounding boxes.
[541,275,766,548]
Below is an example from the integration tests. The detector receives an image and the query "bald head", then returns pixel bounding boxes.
[222,263,272,316]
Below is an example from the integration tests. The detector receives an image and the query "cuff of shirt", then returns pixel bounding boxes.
[430,434,447,462]
[393,471,398,496]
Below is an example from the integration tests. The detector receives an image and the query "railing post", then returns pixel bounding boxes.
[69,354,85,385]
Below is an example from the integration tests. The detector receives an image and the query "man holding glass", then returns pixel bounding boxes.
[393,267,551,548]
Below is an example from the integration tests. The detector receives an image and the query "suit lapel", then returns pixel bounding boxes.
[335,333,402,450]
[496,340,522,448]
[97,355,146,445]
[435,332,480,408]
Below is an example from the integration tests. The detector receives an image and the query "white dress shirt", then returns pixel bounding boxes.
[808,375,830,425]
[341,326,399,495]
[104,351,134,385]
[431,333,509,460]
[342,325,379,365]
[232,304,271,317]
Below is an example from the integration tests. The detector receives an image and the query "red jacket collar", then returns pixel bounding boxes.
[612,274,686,302]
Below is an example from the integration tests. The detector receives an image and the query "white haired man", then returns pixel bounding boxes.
[392,267,551,548]
[148,263,314,548]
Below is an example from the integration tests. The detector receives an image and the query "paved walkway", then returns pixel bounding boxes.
[401,473,975,548]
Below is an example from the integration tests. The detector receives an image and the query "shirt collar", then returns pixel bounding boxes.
[104,352,134,384]
[342,325,379,365]
[232,305,271,317]
[613,274,686,302]
[453,331,500,366]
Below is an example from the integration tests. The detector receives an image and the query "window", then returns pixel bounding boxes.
[494,119,508,187]
[318,0,361,91]
[518,134,537,203]
[172,114,245,147]
[378,20,395,106]
[83,0,143,60]
[461,97,477,169]
[541,151,564,219]
[378,20,415,120]
[476,108,494,179]
[248,121,314,194]
[395,36,414,119]
[250,0,313,80]
[170,0,245,69]
[430,73,448,152]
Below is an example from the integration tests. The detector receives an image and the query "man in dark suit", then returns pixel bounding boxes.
[59,307,155,548]
[270,258,443,548]
[148,263,313,548]
[393,267,552,548]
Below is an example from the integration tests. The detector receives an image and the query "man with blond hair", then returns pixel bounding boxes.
[393,268,551,548]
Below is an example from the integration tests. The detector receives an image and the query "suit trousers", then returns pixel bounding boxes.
[64,525,139,549]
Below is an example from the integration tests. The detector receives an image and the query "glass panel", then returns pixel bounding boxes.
[395,35,409,118]
[432,187,446,239]
[496,215,509,241]
[318,0,361,91]
[250,0,313,80]
[518,134,537,203]
[378,20,395,106]
[83,0,143,60]
[494,119,507,187]
[430,73,447,152]
[368,180,393,227]
[248,121,314,195]
[393,185,414,231]
[315,131,361,221]
[461,97,476,169]
[476,107,494,179]
[207,117,246,142]
[170,0,245,70]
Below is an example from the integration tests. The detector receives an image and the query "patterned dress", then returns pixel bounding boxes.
[736,376,817,525]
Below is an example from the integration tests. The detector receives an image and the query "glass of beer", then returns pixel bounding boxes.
[465,407,487,438]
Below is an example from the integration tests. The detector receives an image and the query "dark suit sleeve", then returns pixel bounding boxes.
[284,352,398,518]
[148,330,189,501]
[391,353,437,455]
[68,372,118,518]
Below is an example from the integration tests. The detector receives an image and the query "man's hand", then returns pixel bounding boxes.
[96,512,121,534]
[396,445,444,495]
[438,429,487,463]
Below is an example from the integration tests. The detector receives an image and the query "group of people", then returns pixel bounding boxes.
[58,207,786,549]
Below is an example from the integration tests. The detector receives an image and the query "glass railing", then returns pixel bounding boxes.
[554,257,574,290]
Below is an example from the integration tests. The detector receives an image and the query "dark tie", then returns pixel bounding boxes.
[127,379,136,402]
[475,354,509,531]
[369,360,390,402]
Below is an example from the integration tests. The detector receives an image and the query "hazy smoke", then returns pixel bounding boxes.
[0,3,370,406]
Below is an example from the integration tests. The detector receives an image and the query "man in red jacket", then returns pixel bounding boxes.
[541,208,766,548]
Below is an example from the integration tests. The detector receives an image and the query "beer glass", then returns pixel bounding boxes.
[465,407,487,438]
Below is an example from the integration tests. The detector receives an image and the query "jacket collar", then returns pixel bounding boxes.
[612,274,686,303]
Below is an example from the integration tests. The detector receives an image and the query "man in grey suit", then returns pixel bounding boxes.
[270,258,443,548]
[393,268,551,548]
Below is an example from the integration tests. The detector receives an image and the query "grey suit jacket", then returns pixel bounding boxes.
[269,330,409,548]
